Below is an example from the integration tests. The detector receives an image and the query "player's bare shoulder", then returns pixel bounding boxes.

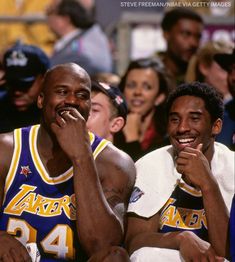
[95,143,136,192]
[0,132,14,179]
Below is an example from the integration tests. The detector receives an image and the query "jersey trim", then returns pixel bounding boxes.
[3,128,22,203]
[178,181,202,197]
[29,126,110,185]
[30,125,73,185]
[88,132,110,159]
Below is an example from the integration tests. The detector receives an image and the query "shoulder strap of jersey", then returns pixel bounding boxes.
[3,127,22,203]
[4,126,34,196]
[89,132,110,159]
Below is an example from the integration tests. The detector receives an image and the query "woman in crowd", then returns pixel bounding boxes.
[114,57,171,161]
[185,40,234,103]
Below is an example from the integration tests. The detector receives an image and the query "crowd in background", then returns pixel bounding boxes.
[0,0,234,153]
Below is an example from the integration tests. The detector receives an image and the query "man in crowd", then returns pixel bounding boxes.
[158,8,203,88]
[0,63,135,261]
[126,82,234,261]
[86,81,127,142]
[47,0,112,76]
[215,48,235,150]
[214,48,235,260]
[0,42,50,133]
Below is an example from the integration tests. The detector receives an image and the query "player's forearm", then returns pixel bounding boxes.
[202,180,229,257]
[72,158,123,255]
[127,231,181,255]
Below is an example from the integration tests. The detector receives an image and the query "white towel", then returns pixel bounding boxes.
[128,143,235,218]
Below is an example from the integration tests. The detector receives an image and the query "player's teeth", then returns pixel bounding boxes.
[179,138,194,143]
[59,110,68,116]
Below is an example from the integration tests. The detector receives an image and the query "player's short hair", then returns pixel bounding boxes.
[166,82,224,123]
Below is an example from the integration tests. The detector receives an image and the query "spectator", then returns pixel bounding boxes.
[126,82,234,261]
[86,81,127,142]
[0,63,135,261]
[0,59,7,98]
[214,48,235,150]
[78,0,95,16]
[46,0,113,76]
[156,7,203,88]
[186,40,234,103]
[0,42,50,133]
[114,58,171,161]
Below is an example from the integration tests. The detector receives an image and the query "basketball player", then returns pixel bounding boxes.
[126,82,234,261]
[0,63,135,261]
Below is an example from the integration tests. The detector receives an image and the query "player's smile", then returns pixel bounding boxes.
[175,136,197,150]
[56,106,80,117]
[168,95,217,156]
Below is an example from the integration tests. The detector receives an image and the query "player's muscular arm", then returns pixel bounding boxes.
[0,133,14,207]
[126,212,188,254]
[103,188,125,232]
[72,145,135,256]
[201,177,229,258]
[0,133,31,261]
[102,152,136,232]
[176,145,229,257]
[126,212,221,261]
[51,109,136,255]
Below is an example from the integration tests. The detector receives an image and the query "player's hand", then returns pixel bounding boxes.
[178,231,225,262]
[51,107,91,160]
[176,144,215,190]
[0,231,31,261]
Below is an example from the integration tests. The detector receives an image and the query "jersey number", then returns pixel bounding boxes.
[7,218,74,259]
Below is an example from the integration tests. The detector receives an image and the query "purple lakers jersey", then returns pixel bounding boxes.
[159,181,208,241]
[0,125,110,261]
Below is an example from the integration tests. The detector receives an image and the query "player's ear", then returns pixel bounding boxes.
[163,30,170,41]
[110,117,125,133]
[212,118,223,136]
[37,92,44,109]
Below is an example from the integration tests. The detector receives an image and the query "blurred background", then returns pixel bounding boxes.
[0,0,234,75]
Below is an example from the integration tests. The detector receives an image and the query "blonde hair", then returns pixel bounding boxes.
[185,40,234,82]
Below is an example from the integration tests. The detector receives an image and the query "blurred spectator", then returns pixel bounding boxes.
[92,72,121,86]
[46,0,113,76]
[0,42,50,133]
[114,58,171,161]
[0,60,7,99]
[156,7,203,88]
[78,0,95,15]
[0,0,55,55]
[214,48,235,150]
[86,81,127,142]
[185,40,234,103]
